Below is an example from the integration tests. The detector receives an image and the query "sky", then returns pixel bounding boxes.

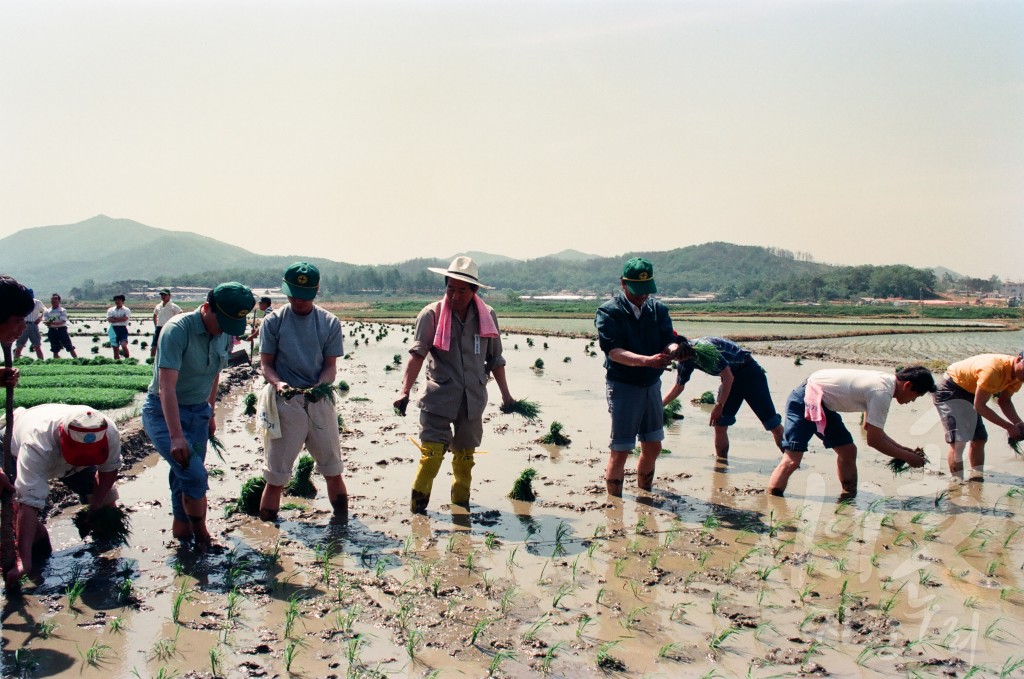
[1,1,1022,279]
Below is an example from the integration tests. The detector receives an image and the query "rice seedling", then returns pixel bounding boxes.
[404,629,423,660]
[73,504,132,545]
[533,358,544,370]
[284,639,306,672]
[497,395,540,421]
[985,618,1009,641]
[918,569,935,586]
[523,615,551,642]
[553,520,570,556]
[285,454,317,497]
[964,596,982,609]
[499,586,519,615]
[225,587,243,621]
[488,650,515,676]
[507,467,537,501]
[708,627,742,654]
[621,606,647,631]
[463,550,477,573]
[613,558,627,578]
[1000,656,1024,678]
[65,569,87,611]
[284,592,305,638]
[171,582,194,624]
[1003,525,1024,548]
[150,627,180,661]
[506,546,520,569]
[710,590,722,616]
[336,605,361,633]
[243,391,257,416]
[658,641,687,661]
[484,531,499,550]
[934,489,949,507]
[595,641,626,671]
[986,560,1002,577]
[469,617,492,645]
[879,582,905,615]
[595,587,608,606]
[756,565,779,581]
[78,639,112,668]
[540,641,565,673]
[693,390,716,405]
[539,420,571,445]
[108,616,125,633]
[1000,587,1023,601]
[35,619,57,639]
[576,613,595,638]
[893,530,918,548]
[1009,436,1023,455]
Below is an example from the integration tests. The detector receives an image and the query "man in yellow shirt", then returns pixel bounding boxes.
[933,352,1024,479]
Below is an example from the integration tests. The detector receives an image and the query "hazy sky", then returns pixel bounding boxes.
[2,1,1021,278]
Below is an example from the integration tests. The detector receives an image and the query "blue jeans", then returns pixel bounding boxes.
[142,394,212,522]
[716,360,783,429]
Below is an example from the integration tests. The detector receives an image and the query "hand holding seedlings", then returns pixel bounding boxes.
[394,395,409,416]
[887,447,928,476]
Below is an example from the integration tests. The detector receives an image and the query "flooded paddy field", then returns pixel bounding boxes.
[3,318,1024,678]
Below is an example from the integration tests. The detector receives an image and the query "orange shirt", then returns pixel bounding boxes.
[947,354,1022,397]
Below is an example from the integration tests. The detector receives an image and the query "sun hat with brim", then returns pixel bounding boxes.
[427,256,494,290]
[282,262,320,301]
[59,410,109,466]
[211,282,256,336]
[621,257,657,295]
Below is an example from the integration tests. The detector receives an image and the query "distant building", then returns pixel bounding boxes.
[1001,281,1024,299]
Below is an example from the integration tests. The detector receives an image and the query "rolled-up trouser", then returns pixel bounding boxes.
[142,394,212,522]
[419,397,483,451]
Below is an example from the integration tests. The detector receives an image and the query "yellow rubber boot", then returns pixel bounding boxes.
[411,441,446,513]
[451,449,476,507]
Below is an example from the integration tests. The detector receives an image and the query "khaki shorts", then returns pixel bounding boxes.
[263,394,343,486]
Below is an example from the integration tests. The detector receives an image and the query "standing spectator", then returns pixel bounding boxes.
[933,353,1024,480]
[595,258,678,497]
[107,294,132,360]
[393,256,515,513]
[14,289,46,360]
[42,293,77,359]
[663,336,783,460]
[0,275,35,386]
[257,263,348,522]
[151,289,182,357]
[767,367,936,498]
[142,282,255,549]
[1,405,121,588]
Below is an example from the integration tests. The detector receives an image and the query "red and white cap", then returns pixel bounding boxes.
[59,409,109,466]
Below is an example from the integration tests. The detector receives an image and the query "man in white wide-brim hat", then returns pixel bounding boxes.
[394,256,516,514]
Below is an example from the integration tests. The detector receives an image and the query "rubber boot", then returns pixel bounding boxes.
[411,441,446,513]
[451,449,476,507]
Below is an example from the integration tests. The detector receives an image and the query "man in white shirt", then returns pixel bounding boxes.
[767,366,936,499]
[107,294,132,360]
[151,289,183,357]
[1,405,121,588]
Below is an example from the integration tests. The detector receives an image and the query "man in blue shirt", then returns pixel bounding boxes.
[142,282,255,550]
[594,258,678,497]
[663,337,783,460]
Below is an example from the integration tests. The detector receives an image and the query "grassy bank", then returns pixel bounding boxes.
[11,357,152,409]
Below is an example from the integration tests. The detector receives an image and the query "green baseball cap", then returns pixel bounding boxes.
[621,257,657,295]
[282,262,320,301]
[211,282,256,336]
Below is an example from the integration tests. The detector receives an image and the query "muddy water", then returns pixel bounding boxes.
[4,322,1024,677]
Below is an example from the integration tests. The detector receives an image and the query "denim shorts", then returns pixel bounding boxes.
[142,393,212,522]
[779,382,854,452]
[933,376,988,443]
[717,360,783,430]
[606,380,664,452]
[112,325,129,343]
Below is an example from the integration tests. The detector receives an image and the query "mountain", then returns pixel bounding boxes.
[932,266,964,281]
[0,215,357,294]
[448,251,520,266]
[544,249,600,262]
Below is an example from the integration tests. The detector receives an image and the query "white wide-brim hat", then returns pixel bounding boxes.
[427,256,494,289]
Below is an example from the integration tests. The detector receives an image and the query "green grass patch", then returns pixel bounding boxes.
[15,363,151,376]
[17,374,152,390]
[14,388,139,409]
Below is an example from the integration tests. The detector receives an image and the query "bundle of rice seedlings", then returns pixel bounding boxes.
[243,391,257,416]
[508,468,538,502]
[539,421,571,446]
[663,399,683,425]
[285,454,317,498]
[73,505,132,546]
[229,477,267,517]
[691,342,723,374]
[304,383,339,404]
[692,391,716,405]
[887,448,928,476]
[500,398,541,422]
[208,433,227,464]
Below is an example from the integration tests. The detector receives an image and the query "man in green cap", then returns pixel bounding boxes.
[257,262,348,522]
[594,258,678,497]
[142,282,255,550]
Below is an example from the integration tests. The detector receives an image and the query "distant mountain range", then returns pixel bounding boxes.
[0,215,965,301]
[0,215,600,294]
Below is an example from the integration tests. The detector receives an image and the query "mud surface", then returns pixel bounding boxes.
[3,320,1024,678]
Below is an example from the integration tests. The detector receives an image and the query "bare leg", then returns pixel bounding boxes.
[947,440,967,480]
[714,426,730,460]
[120,342,130,358]
[770,424,784,449]
[325,474,348,519]
[182,494,212,546]
[605,451,628,497]
[637,441,660,490]
[768,450,804,496]
[967,440,986,480]
[259,483,285,521]
[835,443,859,498]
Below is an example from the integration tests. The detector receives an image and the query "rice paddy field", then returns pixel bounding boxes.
[2,316,1024,678]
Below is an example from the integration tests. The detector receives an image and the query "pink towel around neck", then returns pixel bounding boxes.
[432,295,499,351]
[804,380,828,435]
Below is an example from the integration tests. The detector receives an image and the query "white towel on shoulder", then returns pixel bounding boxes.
[257,383,282,440]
